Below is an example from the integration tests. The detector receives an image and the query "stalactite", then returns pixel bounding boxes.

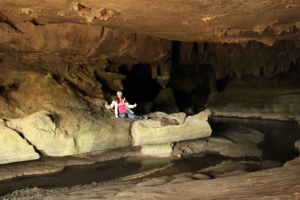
[157,54,171,88]
[190,41,300,79]
[179,42,194,61]
[150,62,158,79]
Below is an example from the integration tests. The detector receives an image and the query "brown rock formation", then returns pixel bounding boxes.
[0,3,299,199]
[1,0,300,44]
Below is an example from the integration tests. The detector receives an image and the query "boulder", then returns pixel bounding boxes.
[131,109,212,146]
[72,114,132,154]
[5,110,133,157]
[0,119,39,164]
[0,69,132,158]
[6,111,77,156]
[192,173,211,180]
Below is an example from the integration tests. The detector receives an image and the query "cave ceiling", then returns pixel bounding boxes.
[1,0,300,44]
[0,0,300,84]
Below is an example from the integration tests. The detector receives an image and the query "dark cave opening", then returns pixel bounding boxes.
[169,41,212,113]
[216,75,229,92]
[116,41,216,114]
[118,64,162,104]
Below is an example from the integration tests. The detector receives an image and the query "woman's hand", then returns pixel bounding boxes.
[105,103,108,108]
[133,103,137,107]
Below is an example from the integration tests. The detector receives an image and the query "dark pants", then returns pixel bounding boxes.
[118,110,143,120]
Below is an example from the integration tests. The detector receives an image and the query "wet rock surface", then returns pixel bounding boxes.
[172,124,264,158]
[1,120,299,199]
[1,159,299,200]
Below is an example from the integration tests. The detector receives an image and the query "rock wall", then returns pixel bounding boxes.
[0,22,171,63]
[0,119,39,164]
[0,22,172,89]
[206,71,300,121]
[0,20,299,165]
[170,41,300,120]
[177,41,300,80]
[0,67,212,164]
[0,68,133,162]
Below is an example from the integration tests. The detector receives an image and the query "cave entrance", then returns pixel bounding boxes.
[169,67,212,114]
[118,64,162,114]
[169,41,213,114]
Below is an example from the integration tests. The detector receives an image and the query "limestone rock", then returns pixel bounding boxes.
[284,157,300,167]
[5,109,133,157]
[1,1,300,43]
[172,124,264,158]
[6,111,77,156]
[0,69,132,159]
[141,143,172,157]
[28,164,300,200]
[205,124,264,158]
[153,87,179,114]
[260,160,283,170]
[198,160,259,177]
[295,140,300,152]
[206,73,300,122]
[215,170,248,178]
[172,172,194,179]
[0,155,95,180]
[172,139,208,157]
[137,177,173,187]
[73,116,132,154]
[95,69,126,91]
[0,119,39,165]
[168,177,194,184]
[192,173,211,180]
[131,109,212,146]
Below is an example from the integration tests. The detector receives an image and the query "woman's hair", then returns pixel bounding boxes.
[115,96,127,103]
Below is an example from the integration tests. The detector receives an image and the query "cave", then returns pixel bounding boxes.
[0,1,300,199]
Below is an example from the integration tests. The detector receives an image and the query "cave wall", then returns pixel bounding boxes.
[168,40,300,121]
[177,41,300,79]
[0,22,172,99]
[2,24,300,121]
[0,1,299,169]
[206,71,300,121]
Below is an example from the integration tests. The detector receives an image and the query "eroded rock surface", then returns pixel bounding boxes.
[172,124,264,158]
[6,111,77,156]
[131,109,212,146]
[206,73,300,120]
[9,161,299,200]
[1,0,300,44]
[0,119,39,165]
[0,66,213,162]
[0,68,132,157]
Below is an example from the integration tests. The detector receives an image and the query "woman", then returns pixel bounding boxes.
[105,91,147,120]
